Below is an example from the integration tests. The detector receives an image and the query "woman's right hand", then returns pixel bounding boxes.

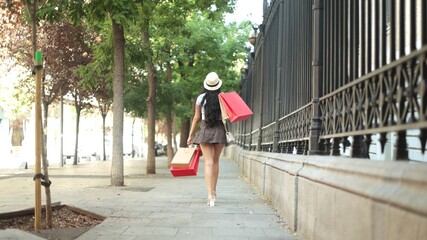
[187,137,192,146]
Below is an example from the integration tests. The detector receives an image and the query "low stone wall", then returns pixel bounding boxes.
[227,145,427,240]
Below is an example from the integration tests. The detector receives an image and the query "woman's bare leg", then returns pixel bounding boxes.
[200,144,214,199]
[212,144,224,197]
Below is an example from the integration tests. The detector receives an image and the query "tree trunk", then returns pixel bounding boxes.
[131,118,135,158]
[27,0,37,55]
[60,94,64,167]
[23,0,53,230]
[99,102,109,161]
[111,19,125,186]
[102,113,107,161]
[42,101,52,228]
[173,118,178,153]
[73,101,81,165]
[142,23,156,174]
[166,113,173,167]
[166,62,173,167]
[180,118,190,147]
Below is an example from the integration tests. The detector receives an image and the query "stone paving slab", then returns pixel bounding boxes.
[0,155,299,239]
[0,229,45,240]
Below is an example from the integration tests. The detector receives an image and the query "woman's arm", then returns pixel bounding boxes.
[187,104,201,145]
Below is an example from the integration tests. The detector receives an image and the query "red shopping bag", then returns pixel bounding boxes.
[219,92,253,122]
[170,147,201,177]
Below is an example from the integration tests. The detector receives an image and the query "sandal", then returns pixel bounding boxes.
[207,196,215,207]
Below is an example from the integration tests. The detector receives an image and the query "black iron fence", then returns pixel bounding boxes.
[235,0,427,161]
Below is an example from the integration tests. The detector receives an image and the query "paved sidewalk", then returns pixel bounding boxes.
[0,154,298,239]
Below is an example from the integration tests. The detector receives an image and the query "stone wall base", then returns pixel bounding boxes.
[226,146,427,240]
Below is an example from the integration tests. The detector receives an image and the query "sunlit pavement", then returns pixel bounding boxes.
[0,153,299,240]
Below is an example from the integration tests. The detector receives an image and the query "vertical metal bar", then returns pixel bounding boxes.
[291,0,295,111]
[263,0,269,22]
[380,0,387,67]
[331,138,341,156]
[338,0,342,85]
[323,0,329,96]
[398,0,405,58]
[294,0,298,108]
[348,0,354,79]
[351,135,365,158]
[309,0,323,155]
[373,0,379,69]
[423,0,427,45]
[287,0,292,116]
[332,0,337,91]
[358,0,365,76]
[303,0,307,103]
[409,0,416,52]
[309,0,313,102]
[394,131,409,160]
[337,0,342,87]
[249,55,255,149]
[394,0,413,160]
[343,0,348,85]
[328,0,333,92]
[332,0,337,86]
[302,0,309,105]
[342,0,348,85]
[364,134,372,158]
[323,1,332,95]
[390,0,397,62]
[365,0,372,73]
[392,0,406,160]
[308,0,313,103]
[351,0,356,79]
[296,0,301,107]
[386,0,391,63]
[283,0,289,117]
[352,0,359,79]
[297,141,304,154]
[302,0,306,105]
[257,40,265,151]
[300,0,304,103]
[389,0,396,62]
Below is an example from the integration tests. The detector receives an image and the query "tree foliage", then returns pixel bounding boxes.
[76,23,114,161]
[2,0,252,177]
[171,15,251,131]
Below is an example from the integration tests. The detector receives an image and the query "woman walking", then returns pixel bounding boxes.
[187,72,227,207]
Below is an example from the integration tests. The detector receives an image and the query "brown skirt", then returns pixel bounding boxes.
[193,120,227,145]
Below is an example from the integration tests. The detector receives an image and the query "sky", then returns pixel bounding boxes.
[225,0,263,24]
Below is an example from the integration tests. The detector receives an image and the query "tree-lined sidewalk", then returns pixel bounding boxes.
[0,0,252,230]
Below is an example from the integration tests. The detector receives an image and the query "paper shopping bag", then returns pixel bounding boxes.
[171,147,197,168]
[219,92,253,122]
[170,147,201,177]
[219,96,229,120]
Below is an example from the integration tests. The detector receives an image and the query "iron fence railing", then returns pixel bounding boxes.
[235,0,427,161]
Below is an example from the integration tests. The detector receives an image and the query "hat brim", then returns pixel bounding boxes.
[204,79,222,91]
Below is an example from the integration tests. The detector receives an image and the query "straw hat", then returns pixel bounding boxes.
[203,72,222,91]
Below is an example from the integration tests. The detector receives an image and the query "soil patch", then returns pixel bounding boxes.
[0,204,104,239]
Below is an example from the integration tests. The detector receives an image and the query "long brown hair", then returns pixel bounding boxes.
[202,88,221,127]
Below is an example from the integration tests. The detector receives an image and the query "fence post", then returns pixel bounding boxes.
[273,0,285,152]
[308,0,323,155]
